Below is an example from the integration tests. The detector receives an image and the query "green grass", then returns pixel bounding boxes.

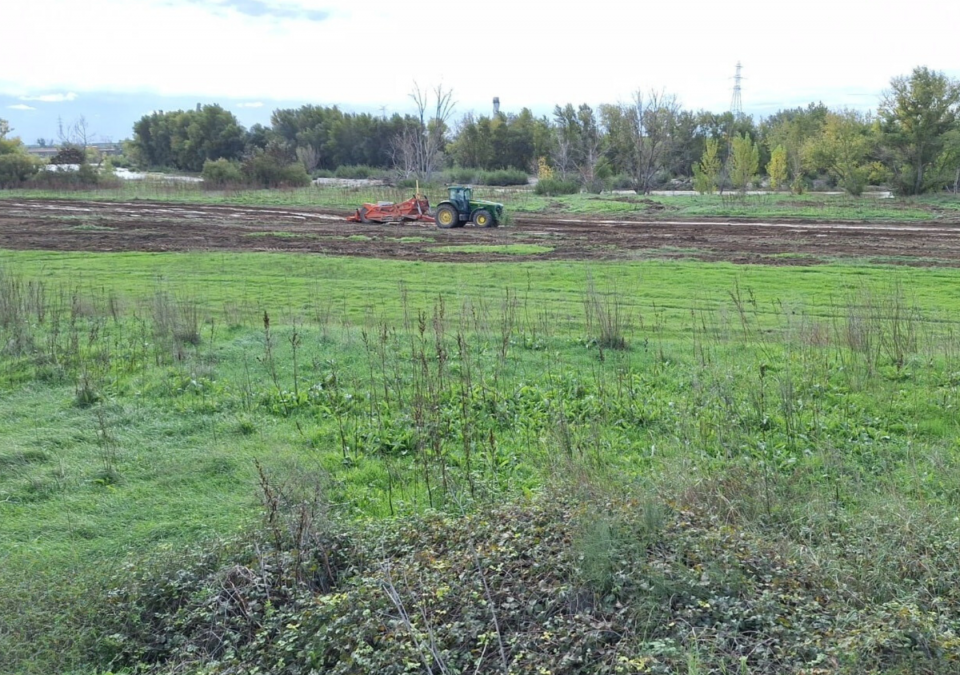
[5,249,960,334]
[393,235,435,243]
[508,191,952,221]
[425,244,554,255]
[4,249,960,673]
[243,230,319,239]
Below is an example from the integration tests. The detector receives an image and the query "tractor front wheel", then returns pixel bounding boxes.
[436,205,458,229]
[472,209,495,228]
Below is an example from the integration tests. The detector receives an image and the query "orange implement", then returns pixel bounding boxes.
[347,197,434,224]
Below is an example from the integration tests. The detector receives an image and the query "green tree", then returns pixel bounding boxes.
[729,133,759,192]
[761,103,828,187]
[766,144,788,191]
[132,106,247,171]
[692,137,721,194]
[0,122,42,187]
[937,129,960,193]
[804,110,875,196]
[878,66,960,194]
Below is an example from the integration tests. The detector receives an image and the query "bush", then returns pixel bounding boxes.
[333,165,377,180]
[201,158,243,188]
[604,174,634,191]
[477,168,528,186]
[445,167,478,184]
[240,152,311,188]
[396,177,441,190]
[277,163,311,187]
[48,145,86,165]
[26,164,120,190]
[96,487,960,675]
[442,168,529,186]
[534,177,580,196]
[108,153,134,169]
[0,153,42,187]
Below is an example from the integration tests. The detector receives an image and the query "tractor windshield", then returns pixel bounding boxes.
[463,187,473,200]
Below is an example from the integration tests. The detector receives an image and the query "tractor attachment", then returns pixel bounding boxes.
[347,184,434,224]
[346,196,434,224]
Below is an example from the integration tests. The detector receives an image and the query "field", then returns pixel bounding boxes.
[3,193,960,266]
[3,186,960,674]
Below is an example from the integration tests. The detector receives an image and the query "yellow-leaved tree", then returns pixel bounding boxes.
[692,137,721,194]
[767,145,788,191]
[729,134,759,193]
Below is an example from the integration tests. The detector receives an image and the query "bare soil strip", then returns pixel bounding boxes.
[2,198,960,265]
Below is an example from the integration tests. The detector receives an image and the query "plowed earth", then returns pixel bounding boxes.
[2,198,960,265]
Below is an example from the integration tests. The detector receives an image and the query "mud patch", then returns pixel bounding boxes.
[1,197,960,266]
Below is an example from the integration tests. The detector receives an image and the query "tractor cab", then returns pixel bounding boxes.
[448,185,473,210]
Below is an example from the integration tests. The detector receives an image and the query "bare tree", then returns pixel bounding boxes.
[603,90,680,194]
[552,129,572,180]
[73,116,95,149]
[393,83,455,181]
[391,123,420,179]
[552,103,602,187]
[57,115,96,150]
[296,145,320,172]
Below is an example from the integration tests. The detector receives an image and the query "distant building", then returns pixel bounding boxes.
[24,142,125,159]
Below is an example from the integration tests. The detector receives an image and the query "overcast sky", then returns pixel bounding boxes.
[3,0,959,141]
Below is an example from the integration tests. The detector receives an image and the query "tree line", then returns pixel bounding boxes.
[124,66,960,195]
[2,66,958,194]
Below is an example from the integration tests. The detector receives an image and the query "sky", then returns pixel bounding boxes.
[2,0,959,143]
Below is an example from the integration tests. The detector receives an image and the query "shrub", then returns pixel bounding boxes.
[442,168,528,186]
[477,168,528,186]
[48,145,86,165]
[604,174,634,191]
[0,153,42,187]
[333,165,376,179]
[201,158,243,187]
[445,167,478,184]
[241,152,311,188]
[277,162,311,187]
[534,177,580,196]
[27,164,120,190]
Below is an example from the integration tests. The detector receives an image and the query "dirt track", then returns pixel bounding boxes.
[2,198,960,266]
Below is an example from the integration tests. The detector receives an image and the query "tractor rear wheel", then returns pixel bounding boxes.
[472,209,495,228]
[436,204,458,229]
[358,207,371,224]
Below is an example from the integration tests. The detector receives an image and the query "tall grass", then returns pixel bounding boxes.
[3,259,960,673]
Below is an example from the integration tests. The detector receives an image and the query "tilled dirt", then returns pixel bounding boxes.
[2,198,960,266]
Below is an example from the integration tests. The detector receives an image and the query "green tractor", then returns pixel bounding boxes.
[434,185,504,229]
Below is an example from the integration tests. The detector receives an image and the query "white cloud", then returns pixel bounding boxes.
[0,0,958,116]
[19,92,78,103]
[236,101,264,108]
[7,104,36,110]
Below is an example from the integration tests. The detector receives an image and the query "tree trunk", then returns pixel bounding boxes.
[915,140,924,195]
